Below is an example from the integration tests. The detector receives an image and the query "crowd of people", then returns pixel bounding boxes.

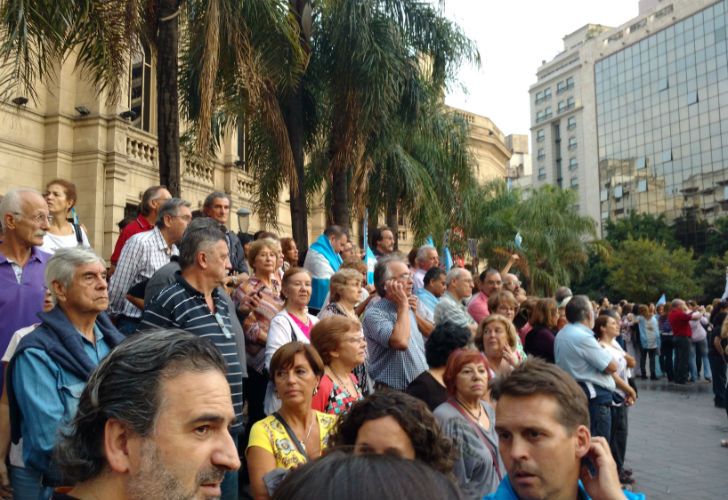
[0,181,726,499]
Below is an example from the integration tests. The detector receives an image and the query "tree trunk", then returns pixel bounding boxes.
[386,196,398,250]
[156,0,181,197]
[331,167,350,230]
[282,89,308,251]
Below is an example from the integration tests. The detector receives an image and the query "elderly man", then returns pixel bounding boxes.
[412,245,439,291]
[108,198,191,334]
[468,268,503,324]
[362,256,427,390]
[109,185,172,271]
[140,223,244,497]
[7,247,124,494]
[434,268,477,336]
[53,329,240,500]
[0,189,51,387]
[303,225,347,313]
[203,191,249,277]
[555,295,617,439]
[371,226,395,259]
[486,359,644,500]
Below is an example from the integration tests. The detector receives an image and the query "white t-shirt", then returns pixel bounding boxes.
[40,226,90,254]
[2,324,40,468]
[604,339,629,404]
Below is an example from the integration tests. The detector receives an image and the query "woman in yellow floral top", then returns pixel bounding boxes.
[247,342,337,499]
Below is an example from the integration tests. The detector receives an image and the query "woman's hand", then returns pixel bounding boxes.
[502,344,519,366]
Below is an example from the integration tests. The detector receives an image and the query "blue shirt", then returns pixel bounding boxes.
[12,325,111,475]
[484,476,645,500]
[555,322,615,392]
[362,298,427,390]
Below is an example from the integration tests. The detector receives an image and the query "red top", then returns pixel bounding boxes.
[110,214,154,264]
[668,309,695,337]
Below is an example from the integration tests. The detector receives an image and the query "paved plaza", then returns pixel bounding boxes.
[627,379,728,499]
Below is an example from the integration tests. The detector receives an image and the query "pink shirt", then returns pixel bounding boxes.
[467,292,490,324]
[287,311,313,339]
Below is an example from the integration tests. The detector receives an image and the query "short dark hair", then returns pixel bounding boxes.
[490,358,589,432]
[423,267,445,287]
[140,185,167,216]
[330,391,455,475]
[272,451,463,500]
[425,323,471,367]
[371,226,392,247]
[478,268,499,283]
[55,330,227,483]
[324,225,347,239]
[269,341,324,382]
[177,218,227,269]
[565,295,592,323]
[156,198,190,228]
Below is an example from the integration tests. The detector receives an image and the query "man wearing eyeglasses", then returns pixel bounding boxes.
[362,255,428,391]
[0,189,52,387]
[108,198,191,335]
[139,222,244,499]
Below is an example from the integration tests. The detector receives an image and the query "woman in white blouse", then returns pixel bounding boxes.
[41,179,90,254]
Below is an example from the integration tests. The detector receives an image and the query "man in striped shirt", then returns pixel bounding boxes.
[108,198,191,335]
[139,223,244,500]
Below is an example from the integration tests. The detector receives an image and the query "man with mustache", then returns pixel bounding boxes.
[6,247,125,497]
[51,329,241,500]
[485,359,643,500]
[0,189,52,388]
[139,223,244,499]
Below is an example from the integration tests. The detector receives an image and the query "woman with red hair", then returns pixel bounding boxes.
[433,349,503,498]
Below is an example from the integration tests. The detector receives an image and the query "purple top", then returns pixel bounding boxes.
[0,246,49,358]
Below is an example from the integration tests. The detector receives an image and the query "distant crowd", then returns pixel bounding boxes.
[1,180,726,499]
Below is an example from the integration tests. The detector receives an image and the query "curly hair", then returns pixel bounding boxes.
[425,322,472,368]
[329,391,455,475]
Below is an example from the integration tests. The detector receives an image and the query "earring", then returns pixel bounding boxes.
[313,387,318,396]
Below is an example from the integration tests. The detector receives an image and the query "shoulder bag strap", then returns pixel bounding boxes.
[446,399,502,480]
[72,223,83,245]
[272,412,309,461]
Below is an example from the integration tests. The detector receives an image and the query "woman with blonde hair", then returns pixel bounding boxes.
[475,314,522,379]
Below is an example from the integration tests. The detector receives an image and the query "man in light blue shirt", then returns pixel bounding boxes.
[555,295,617,439]
[7,247,124,493]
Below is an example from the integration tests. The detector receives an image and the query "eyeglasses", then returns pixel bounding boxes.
[13,212,53,224]
[172,214,193,222]
[214,312,233,339]
[394,273,412,282]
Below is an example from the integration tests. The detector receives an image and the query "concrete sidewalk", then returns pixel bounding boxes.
[626,378,728,499]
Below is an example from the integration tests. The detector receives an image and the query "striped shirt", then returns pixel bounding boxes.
[362,298,427,390]
[108,227,178,319]
[140,275,244,432]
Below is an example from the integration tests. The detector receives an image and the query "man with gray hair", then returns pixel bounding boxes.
[108,198,191,334]
[433,268,477,335]
[0,188,51,388]
[109,185,172,271]
[203,191,249,275]
[6,247,124,494]
[362,255,427,390]
[412,245,439,291]
[555,295,617,440]
[140,222,244,497]
[53,329,240,500]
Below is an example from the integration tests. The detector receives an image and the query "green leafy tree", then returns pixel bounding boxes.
[571,243,615,300]
[604,212,678,249]
[697,251,728,302]
[606,238,701,303]
[469,185,595,296]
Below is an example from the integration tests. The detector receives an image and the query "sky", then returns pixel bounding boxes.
[443,0,640,137]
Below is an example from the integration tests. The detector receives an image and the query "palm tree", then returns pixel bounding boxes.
[0,0,300,198]
[314,0,478,229]
[469,185,596,296]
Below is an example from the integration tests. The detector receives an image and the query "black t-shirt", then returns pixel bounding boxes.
[709,312,726,357]
[405,371,448,411]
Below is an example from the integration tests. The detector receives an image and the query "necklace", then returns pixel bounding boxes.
[455,397,483,422]
[329,367,361,398]
[298,414,316,453]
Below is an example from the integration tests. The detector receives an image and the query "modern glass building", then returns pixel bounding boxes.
[595,0,728,240]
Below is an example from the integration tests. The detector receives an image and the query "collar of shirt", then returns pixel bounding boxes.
[175,273,222,301]
[0,245,49,265]
[151,226,175,255]
[135,214,153,231]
